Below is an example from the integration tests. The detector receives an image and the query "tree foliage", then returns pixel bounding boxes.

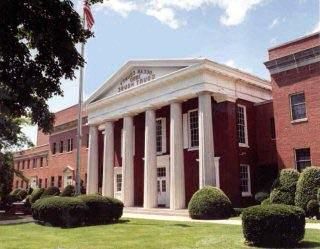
[0,152,14,199]
[0,0,100,150]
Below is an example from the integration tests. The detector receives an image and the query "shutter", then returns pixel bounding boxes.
[183,113,188,149]
[161,118,166,153]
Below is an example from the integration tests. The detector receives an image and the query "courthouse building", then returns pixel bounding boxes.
[13,32,319,210]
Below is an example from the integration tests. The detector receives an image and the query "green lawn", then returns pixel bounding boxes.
[0,219,319,249]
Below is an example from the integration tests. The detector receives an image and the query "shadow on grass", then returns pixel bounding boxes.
[0,214,26,221]
[171,223,192,228]
[252,241,320,249]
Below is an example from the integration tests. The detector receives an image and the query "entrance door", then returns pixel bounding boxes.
[157,167,168,207]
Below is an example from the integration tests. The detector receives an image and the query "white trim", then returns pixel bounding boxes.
[240,164,251,197]
[237,104,249,147]
[214,157,220,188]
[187,109,199,150]
[183,113,188,149]
[156,117,167,155]
[114,167,122,201]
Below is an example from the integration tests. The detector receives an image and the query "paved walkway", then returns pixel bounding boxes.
[122,212,320,230]
[0,215,33,225]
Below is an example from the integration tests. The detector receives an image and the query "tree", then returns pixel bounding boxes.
[0,152,14,200]
[0,0,101,150]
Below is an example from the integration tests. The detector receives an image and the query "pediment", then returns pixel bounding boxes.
[87,59,204,104]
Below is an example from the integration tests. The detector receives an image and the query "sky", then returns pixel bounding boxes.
[22,0,320,144]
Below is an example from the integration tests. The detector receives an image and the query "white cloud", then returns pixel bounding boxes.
[95,0,138,17]
[270,37,277,44]
[224,59,253,73]
[95,0,265,28]
[268,18,279,29]
[311,21,320,33]
[225,59,236,67]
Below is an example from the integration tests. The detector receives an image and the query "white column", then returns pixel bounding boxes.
[198,92,215,188]
[122,116,134,207]
[102,121,114,197]
[170,102,185,210]
[86,126,99,194]
[144,109,158,208]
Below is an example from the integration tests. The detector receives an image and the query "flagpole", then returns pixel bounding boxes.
[75,11,86,195]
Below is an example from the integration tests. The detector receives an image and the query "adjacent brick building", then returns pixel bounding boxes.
[265,32,320,171]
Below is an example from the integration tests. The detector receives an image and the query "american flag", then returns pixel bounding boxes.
[83,0,94,30]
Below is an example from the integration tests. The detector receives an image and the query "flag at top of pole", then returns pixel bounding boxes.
[83,0,95,30]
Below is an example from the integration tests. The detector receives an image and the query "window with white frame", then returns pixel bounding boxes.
[240,164,251,196]
[67,138,73,152]
[156,118,166,154]
[116,174,122,192]
[188,109,199,148]
[237,105,248,146]
[290,93,306,121]
[295,148,311,172]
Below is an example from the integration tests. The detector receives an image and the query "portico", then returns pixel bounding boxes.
[85,59,271,209]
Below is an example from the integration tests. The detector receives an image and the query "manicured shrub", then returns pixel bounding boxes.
[60,185,75,197]
[295,166,320,211]
[32,197,88,227]
[188,186,233,219]
[261,198,271,205]
[242,204,305,247]
[29,188,45,203]
[306,200,319,218]
[40,186,60,199]
[254,192,269,203]
[232,208,243,217]
[270,169,299,205]
[317,188,320,202]
[77,194,124,224]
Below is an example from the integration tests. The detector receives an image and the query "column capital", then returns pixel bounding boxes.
[196,90,213,97]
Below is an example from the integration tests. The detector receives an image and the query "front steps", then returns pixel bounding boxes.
[124,207,189,217]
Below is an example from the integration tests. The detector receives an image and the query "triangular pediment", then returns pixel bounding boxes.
[87,59,204,104]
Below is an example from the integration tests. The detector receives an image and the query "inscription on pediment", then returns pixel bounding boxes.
[118,69,156,93]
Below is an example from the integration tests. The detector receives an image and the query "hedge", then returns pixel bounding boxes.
[261,198,271,206]
[306,200,319,218]
[29,188,45,203]
[40,186,60,199]
[60,185,75,197]
[295,167,320,211]
[242,204,305,247]
[188,186,233,219]
[32,197,87,227]
[270,169,299,205]
[77,194,124,224]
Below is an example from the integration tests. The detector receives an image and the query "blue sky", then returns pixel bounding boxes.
[23,0,319,143]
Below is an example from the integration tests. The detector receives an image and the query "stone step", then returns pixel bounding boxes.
[124,207,189,217]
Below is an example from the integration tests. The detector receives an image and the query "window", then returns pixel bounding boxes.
[40,157,43,168]
[22,160,25,170]
[33,158,37,168]
[58,176,62,188]
[38,178,42,188]
[156,118,166,154]
[237,105,248,146]
[295,148,311,172]
[17,162,20,171]
[51,176,55,187]
[15,180,19,189]
[67,138,73,152]
[157,167,166,177]
[290,93,306,121]
[20,181,23,188]
[59,140,64,153]
[188,110,199,148]
[270,118,276,139]
[52,142,57,154]
[86,134,89,148]
[116,174,122,192]
[44,178,48,188]
[240,164,251,196]
[27,160,30,169]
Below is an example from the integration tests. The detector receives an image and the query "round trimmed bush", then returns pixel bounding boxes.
[40,186,60,199]
[254,192,269,203]
[77,194,124,224]
[188,186,232,219]
[295,166,320,211]
[261,198,271,206]
[29,188,45,203]
[60,185,75,197]
[270,169,299,205]
[242,204,305,247]
[32,197,87,227]
[306,200,319,218]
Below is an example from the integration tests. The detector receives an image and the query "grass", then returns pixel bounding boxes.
[0,219,320,249]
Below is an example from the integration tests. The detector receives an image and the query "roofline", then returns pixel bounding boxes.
[268,32,320,51]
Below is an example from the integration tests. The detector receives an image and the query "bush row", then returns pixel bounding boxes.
[32,194,124,227]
